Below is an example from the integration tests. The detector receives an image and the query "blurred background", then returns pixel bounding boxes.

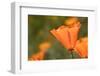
[28,15,88,60]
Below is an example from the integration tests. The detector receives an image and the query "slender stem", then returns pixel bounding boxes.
[69,49,74,58]
[71,50,73,58]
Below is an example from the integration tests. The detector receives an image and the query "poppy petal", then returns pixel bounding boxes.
[75,37,88,58]
[68,27,80,48]
[56,27,71,49]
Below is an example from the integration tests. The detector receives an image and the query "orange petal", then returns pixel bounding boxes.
[68,27,80,48]
[75,37,88,58]
[50,29,62,42]
[56,27,71,49]
[50,29,66,48]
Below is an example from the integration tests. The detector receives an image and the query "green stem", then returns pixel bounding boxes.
[69,49,74,59]
[71,50,73,58]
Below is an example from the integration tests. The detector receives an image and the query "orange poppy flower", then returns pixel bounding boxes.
[74,37,88,58]
[50,17,80,50]
[50,26,80,50]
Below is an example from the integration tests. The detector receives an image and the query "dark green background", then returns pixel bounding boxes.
[28,15,88,60]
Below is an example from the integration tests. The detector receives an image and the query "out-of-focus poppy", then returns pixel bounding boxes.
[31,52,44,60]
[29,42,51,60]
[64,17,80,28]
[74,37,88,58]
[39,42,51,52]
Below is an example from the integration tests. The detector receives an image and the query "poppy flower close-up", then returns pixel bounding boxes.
[50,17,81,50]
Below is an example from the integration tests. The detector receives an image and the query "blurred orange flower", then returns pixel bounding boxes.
[29,42,51,60]
[31,52,44,60]
[39,42,51,52]
[64,17,80,28]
